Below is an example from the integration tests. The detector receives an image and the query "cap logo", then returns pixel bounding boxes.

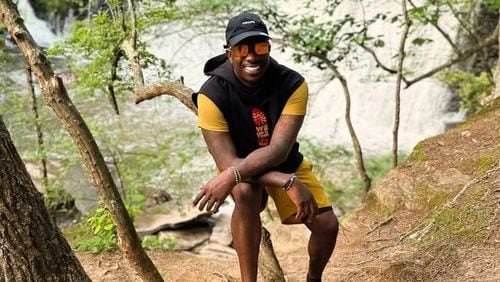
[242,20,255,25]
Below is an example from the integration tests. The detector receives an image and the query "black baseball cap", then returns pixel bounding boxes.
[225,12,270,47]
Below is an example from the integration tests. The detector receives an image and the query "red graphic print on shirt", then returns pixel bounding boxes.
[252,108,269,146]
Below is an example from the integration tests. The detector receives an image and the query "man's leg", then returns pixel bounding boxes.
[231,183,266,282]
[304,210,339,280]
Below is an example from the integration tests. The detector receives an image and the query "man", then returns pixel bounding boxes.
[192,12,338,282]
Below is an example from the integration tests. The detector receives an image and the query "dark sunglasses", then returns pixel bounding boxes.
[229,41,270,57]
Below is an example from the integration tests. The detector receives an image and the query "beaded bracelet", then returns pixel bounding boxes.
[230,166,241,184]
[282,173,297,191]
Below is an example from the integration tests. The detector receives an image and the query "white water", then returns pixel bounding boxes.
[17,0,465,155]
[147,0,465,154]
[16,0,59,47]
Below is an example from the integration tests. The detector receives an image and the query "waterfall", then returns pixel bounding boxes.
[148,1,466,154]
[15,0,60,47]
[15,0,469,155]
[297,0,466,154]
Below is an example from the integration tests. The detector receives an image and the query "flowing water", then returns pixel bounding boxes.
[16,0,465,156]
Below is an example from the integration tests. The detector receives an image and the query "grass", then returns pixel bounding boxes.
[406,140,428,165]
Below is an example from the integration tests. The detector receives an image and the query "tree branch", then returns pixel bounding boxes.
[134,79,197,114]
[309,51,372,194]
[408,0,461,55]
[404,23,499,88]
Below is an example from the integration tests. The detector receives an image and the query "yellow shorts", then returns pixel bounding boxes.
[266,159,332,224]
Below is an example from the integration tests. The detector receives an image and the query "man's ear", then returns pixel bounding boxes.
[226,50,233,63]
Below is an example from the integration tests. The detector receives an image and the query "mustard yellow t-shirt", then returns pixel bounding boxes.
[197,81,308,131]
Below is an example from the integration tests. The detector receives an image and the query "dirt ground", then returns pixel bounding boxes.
[77,222,320,282]
[76,99,500,281]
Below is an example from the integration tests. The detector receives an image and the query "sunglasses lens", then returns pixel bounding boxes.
[231,42,269,57]
[233,44,249,57]
[254,42,269,55]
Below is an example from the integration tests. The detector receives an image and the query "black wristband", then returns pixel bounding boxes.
[282,173,297,191]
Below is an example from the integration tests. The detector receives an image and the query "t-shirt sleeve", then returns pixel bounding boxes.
[282,81,308,115]
[197,93,229,132]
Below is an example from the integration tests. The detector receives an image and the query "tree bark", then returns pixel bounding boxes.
[392,0,411,168]
[310,52,372,195]
[0,1,163,281]
[258,227,285,281]
[0,117,91,281]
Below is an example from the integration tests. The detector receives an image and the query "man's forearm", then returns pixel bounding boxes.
[226,157,291,188]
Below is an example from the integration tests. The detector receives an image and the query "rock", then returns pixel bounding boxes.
[145,189,172,207]
[208,212,232,246]
[158,226,211,251]
[198,243,237,259]
[135,207,212,236]
[461,130,471,137]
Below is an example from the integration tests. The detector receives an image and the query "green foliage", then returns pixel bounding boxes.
[48,4,171,100]
[440,70,494,114]
[273,5,370,68]
[29,0,81,19]
[482,0,500,10]
[44,184,74,210]
[299,140,399,213]
[141,236,176,250]
[366,154,405,181]
[74,205,117,253]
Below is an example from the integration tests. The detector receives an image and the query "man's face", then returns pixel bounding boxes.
[226,36,271,87]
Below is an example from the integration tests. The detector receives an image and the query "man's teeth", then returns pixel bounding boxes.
[244,65,260,71]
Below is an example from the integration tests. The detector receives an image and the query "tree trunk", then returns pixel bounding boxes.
[258,227,285,281]
[0,117,91,281]
[392,0,411,168]
[24,61,48,185]
[494,12,500,98]
[0,1,163,281]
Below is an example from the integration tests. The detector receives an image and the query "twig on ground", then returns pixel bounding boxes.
[212,272,229,282]
[355,258,375,266]
[446,167,499,209]
[366,216,395,235]
[341,229,349,244]
[404,167,499,242]
[369,236,401,243]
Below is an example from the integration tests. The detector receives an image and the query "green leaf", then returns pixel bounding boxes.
[374,39,385,48]
[412,37,431,46]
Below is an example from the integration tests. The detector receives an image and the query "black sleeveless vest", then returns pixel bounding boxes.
[193,54,304,173]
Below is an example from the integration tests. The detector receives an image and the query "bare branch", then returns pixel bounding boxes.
[108,49,123,115]
[134,79,197,114]
[408,0,461,55]
[405,23,499,88]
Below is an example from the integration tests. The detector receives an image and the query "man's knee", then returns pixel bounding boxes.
[231,183,265,208]
[310,211,339,238]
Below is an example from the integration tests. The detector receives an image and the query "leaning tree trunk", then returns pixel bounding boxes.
[0,1,163,281]
[258,227,285,281]
[0,117,91,281]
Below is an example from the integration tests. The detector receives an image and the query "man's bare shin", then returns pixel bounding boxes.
[305,211,339,279]
[231,184,265,282]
